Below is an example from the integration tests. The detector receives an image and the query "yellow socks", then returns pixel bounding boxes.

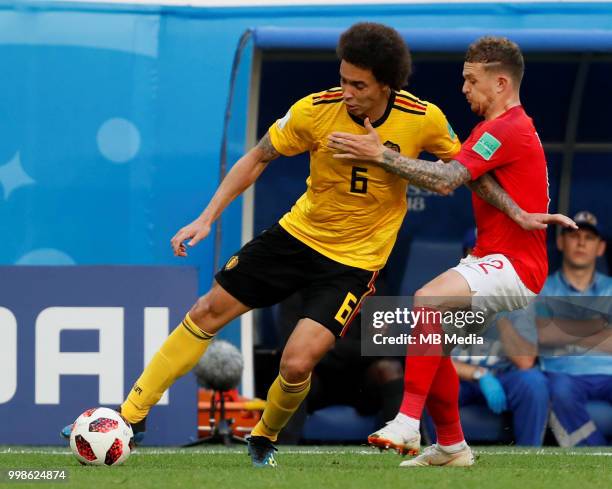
[121,313,213,423]
[251,374,311,442]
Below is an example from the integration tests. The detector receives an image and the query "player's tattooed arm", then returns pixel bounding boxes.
[327,119,577,231]
[384,159,529,224]
[379,151,470,195]
[255,132,281,165]
[327,117,470,194]
[468,174,578,231]
[467,173,523,220]
[378,146,576,231]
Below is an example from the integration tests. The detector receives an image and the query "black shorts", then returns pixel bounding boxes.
[215,223,378,337]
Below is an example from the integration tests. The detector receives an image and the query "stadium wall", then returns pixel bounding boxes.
[1,1,611,442]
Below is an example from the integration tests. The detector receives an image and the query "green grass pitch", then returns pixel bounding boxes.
[1,446,611,489]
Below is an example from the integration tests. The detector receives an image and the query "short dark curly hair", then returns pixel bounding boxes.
[336,22,411,91]
[465,36,524,84]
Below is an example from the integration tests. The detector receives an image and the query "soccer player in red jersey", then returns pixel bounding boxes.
[328,36,576,467]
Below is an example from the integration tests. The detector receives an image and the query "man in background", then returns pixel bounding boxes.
[535,211,612,446]
[452,317,549,446]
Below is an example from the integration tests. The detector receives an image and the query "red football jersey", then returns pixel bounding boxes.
[455,105,549,293]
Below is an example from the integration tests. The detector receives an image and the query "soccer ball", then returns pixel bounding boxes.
[69,407,134,466]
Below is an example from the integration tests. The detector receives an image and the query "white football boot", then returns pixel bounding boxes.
[367,420,421,456]
[399,443,474,467]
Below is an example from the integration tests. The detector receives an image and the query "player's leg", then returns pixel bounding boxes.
[248,256,378,466]
[401,269,472,416]
[248,319,335,467]
[425,357,464,448]
[398,254,537,464]
[122,224,309,427]
[64,223,304,444]
[499,368,549,446]
[120,282,250,424]
[400,356,473,467]
[60,280,250,441]
[403,253,539,463]
[369,270,471,454]
[249,319,335,446]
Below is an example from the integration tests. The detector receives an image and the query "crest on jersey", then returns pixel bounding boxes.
[225,256,239,271]
[383,140,401,153]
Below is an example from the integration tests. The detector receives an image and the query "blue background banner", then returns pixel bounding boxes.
[0,266,198,446]
[1,0,610,426]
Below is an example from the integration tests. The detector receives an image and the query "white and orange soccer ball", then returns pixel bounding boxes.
[69,407,134,466]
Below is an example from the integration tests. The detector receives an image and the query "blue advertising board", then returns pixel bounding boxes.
[0,266,199,446]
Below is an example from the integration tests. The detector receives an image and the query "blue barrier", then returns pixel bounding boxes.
[253,27,612,52]
[0,266,198,446]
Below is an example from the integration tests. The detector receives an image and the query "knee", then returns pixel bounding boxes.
[414,287,434,305]
[189,292,223,329]
[414,287,428,298]
[414,286,448,310]
[279,354,313,384]
[515,369,549,401]
[189,295,211,323]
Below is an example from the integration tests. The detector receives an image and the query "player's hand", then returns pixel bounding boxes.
[517,212,578,231]
[478,373,507,414]
[170,218,211,257]
[327,118,386,163]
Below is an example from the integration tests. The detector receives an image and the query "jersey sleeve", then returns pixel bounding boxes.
[267,95,315,156]
[420,102,461,162]
[454,119,510,180]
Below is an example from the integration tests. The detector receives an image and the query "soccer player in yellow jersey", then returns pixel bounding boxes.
[104,23,552,467]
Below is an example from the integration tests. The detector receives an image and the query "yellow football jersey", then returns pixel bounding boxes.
[267,88,461,271]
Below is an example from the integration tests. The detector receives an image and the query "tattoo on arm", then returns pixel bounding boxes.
[467,174,523,220]
[255,132,281,164]
[380,149,471,195]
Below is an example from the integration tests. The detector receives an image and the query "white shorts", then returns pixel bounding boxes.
[452,253,536,320]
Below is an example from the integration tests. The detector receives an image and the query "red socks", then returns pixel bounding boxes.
[399,307,443,419]
[426,356,464,446]
[398,307,465,445]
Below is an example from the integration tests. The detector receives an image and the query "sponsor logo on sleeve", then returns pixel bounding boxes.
[472,131,501,161]
[277,110,291,130]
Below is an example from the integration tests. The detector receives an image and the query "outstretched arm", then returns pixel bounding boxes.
[468,174,522,219]
[170,132,280,256]
[468,174,576,231]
